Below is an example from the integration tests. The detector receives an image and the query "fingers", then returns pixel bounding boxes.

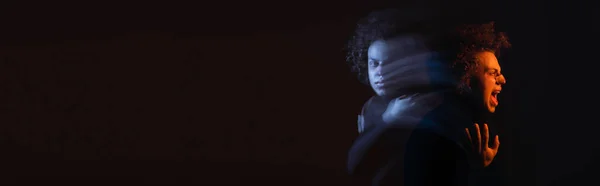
[465,128,472,144]
[483,124,490,148]
[474,123,482,153]
[492,135,500,151]
[464,127,474,151]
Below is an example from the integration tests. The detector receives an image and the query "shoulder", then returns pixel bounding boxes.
[361,96,387,112]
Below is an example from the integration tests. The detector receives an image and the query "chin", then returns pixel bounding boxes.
[373,89,386,97]
[482,97,496,113]
[485,102,497,113]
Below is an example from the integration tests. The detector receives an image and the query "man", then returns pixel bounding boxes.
[345,8,510,186]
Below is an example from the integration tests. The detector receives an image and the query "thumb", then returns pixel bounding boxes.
[492,135,500,150]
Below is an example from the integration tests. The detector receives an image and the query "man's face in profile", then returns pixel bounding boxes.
[469,51,507,113]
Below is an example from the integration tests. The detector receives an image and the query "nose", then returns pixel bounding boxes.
[497,75,506,85]
[374,66,383,77]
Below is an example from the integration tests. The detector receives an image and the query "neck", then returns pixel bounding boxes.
[472,109,491,124]
[455,93,491,124]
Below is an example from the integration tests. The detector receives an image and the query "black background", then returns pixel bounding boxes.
[0,0,596,185]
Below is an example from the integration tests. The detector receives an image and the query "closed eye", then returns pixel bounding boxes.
[486,69,501,77]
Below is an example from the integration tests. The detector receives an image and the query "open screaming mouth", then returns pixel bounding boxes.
[491,90,500,106]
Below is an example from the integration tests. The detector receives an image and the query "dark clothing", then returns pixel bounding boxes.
[348,91,484,186]
[402,129,471,186]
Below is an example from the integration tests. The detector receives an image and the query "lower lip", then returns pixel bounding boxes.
[490,95,498,106]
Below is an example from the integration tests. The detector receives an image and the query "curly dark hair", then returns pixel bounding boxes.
[345,8,511,90]
[345,8,445,85]
[452,22,511,93]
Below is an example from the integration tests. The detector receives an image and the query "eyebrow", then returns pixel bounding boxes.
[368,58,384,64]
[486,68,500,73]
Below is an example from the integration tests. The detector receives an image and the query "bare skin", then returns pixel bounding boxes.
[463,51,505,168]
[465,123,500,168]
[367,41,504,169]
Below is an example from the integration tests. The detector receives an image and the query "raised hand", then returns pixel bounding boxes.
[382,93,443,125]
[465,123,500,168]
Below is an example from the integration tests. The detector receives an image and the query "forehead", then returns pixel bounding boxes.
[475,51,501,70]
[367,40,396,61]
[367,35,428,61]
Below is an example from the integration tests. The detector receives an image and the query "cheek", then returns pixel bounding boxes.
[368,68,378,78]
[485,77,497,87]
[367,74,375,82]
[367,68,375,77]
[476,75,494,89]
